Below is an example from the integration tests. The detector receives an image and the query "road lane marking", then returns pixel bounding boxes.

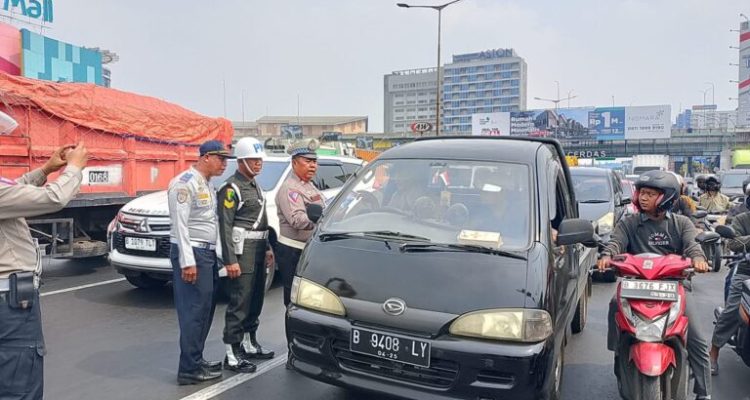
[179,353,288,400]
[41,278,127,297]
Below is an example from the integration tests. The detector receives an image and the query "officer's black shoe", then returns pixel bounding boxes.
[177,367,222,385]
[200,359,222,373]
[244,333,275,360]
[223,356,257,373]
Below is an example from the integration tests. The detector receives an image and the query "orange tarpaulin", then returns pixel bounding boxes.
[0,72,233,145]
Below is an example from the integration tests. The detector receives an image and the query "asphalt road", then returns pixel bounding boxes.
[39,257,750,400]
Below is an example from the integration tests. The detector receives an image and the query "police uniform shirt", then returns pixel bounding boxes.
[168,167,218,268]
[601,212,705,260]
[275,172,324,247]
[217,171,268,266]
[0,166,82,278]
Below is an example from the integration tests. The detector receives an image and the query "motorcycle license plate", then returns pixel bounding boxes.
[350,327,431,367]
[620,279,678,302]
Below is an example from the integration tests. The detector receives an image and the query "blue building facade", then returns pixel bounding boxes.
[442,49,527,133]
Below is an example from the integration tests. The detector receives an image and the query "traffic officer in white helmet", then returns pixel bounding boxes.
[218,137,275,373]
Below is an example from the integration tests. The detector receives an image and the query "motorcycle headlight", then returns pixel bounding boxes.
[290,277,346,316]
[597,212,615,235]
[635,315,667,342]
[449,309,552,342]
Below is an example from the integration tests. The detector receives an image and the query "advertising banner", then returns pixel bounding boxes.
[472,105,671,140]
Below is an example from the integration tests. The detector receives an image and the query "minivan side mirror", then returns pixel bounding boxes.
[556,218,595,246]
[306,203,324,224]
[620,197,632,206]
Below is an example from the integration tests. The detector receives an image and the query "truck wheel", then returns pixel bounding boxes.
[125,274,167,290]
[571,281,589,334]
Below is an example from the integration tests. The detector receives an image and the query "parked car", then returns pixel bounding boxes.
[285,137,597,400]
[107,154,364,291]
[570,167,629,282]
[621,179,637,215]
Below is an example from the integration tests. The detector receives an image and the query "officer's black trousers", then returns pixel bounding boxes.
[170,244,218,374]
[223,244,267,345]
[276,243,302,307]
[0,289,43,400]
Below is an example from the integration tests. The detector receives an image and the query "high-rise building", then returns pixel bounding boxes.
[383,68,439,134]
[442,49,527,134]
[738,20,750,127]
[675,105,737,131]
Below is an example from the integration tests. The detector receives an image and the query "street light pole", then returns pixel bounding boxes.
[397,0,465,136]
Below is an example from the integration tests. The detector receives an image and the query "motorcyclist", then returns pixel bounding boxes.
[695,174,708,198]
[726,177,750,220]
[698,176,730,213]
[709,183,750,376]
[597,170,712,400]
[671,172,696,220]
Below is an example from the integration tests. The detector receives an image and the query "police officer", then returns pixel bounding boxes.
[218,138,275,373]
[0,139,87,400]
[275,139,325,306]
[168,140,233,385]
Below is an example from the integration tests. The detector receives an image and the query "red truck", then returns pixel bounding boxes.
[0,73,233,258]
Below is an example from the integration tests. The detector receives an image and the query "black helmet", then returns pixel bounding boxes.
[744,177,750,196]
[634,170,680,211]
[705,176,721,192]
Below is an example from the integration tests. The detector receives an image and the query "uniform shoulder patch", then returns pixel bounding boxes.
[288,190,301,203]
[179,173,193,183]
[177,188,189,204]
[224,188,236,209]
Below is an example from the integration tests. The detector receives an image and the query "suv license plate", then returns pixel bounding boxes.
[125,237,156,252]
[350,327,430,368]
[620,279,678,302]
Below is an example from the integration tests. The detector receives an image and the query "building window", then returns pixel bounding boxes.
[395,93,404,98]
[395,108,404,113]
[407,101,416,105]
[395,101,404,105]
[395,116,404,121]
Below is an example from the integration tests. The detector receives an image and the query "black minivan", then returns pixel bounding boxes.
[285,137,597,399]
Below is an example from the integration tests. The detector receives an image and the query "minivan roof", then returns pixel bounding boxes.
[570,167,612,176]
[379,136,550,164]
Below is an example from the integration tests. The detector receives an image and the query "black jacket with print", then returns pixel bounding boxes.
[601,212,706,260]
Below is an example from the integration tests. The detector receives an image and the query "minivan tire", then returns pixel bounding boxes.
[264,262,276,292]
[548,347,564,400]
[125,274,167,290]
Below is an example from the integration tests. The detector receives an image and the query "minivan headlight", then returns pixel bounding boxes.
[597,212,614,235]
[449,309,553,342]
[290,277,346,316]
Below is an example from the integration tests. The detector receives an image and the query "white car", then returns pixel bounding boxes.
[108,154,364,291]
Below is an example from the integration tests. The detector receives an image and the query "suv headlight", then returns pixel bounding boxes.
[597,212,614,235]
[290,277,346,316]
[449,309,552,342]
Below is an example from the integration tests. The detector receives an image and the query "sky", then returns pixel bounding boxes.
[11,0,748,131]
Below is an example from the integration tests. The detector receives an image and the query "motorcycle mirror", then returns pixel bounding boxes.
[715,224,737,239]
[693,210,708,219]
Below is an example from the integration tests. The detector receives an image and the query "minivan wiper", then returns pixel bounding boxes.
[578,199,609,204]
[318,231,431,242]
[399,242,527,260]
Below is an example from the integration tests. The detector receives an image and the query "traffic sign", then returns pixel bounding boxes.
[410,122,433,133]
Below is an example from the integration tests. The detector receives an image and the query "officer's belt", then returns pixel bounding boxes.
[277,235,306,250]
[190,241,217,250]
[240,230,268,240]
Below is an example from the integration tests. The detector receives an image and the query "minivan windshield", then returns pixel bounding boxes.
[321,159,532,249]
[720,173,750,188]
[211,160,290,191]
[571,174,612,202]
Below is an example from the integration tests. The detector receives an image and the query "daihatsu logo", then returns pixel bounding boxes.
[383,298,406,316]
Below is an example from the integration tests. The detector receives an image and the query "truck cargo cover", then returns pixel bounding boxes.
[0,73,233,145]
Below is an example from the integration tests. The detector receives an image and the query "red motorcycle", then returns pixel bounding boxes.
[609,253,695,400]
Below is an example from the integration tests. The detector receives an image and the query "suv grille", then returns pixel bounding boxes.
[331,339,458,388]
[113,232,171,258]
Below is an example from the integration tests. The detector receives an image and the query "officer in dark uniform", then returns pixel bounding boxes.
[218,137,275,373]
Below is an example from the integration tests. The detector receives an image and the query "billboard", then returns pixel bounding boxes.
[471,112,510,136]
[0,22,20,75]
[471,105,671,140]
[738,20,750,128]
[21,29,103,85]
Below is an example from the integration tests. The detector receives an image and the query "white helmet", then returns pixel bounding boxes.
[234,137,266,160]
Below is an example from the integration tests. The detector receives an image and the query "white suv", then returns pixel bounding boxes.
[108,154,363,291]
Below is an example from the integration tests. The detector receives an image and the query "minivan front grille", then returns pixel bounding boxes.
[331,339,458,388]
[113,232,171,258]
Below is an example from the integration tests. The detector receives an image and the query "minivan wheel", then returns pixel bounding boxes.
[571,281,589,334]
[125,274,167,290]
[264,262,277,292]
